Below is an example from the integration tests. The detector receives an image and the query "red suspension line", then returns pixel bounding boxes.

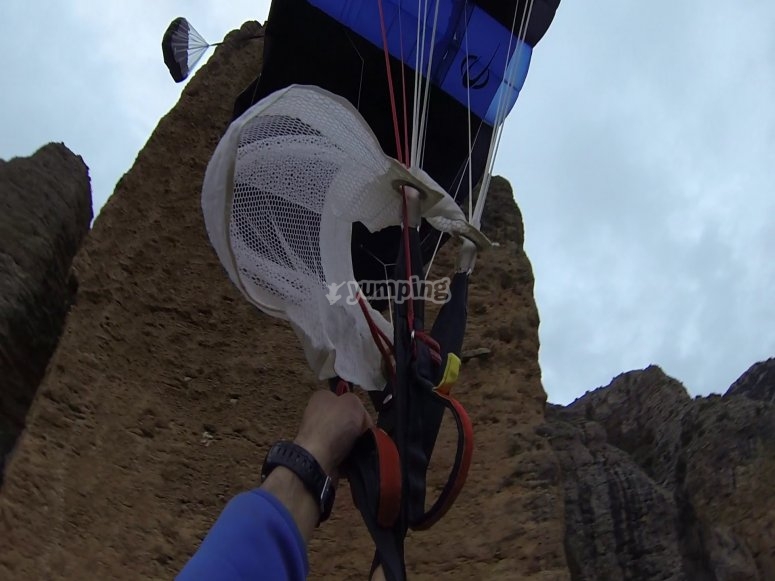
[357,294,396,379]
[377,0,405,165]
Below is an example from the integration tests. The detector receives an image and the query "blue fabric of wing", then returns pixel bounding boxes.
[308,0,533,125]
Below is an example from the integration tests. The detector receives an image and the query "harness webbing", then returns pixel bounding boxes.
[341,189,474,581]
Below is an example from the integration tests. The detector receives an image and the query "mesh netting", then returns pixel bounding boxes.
[202,85,487,389]
[231,115,332,310]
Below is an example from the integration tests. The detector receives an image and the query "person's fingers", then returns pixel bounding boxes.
[338,391,374,433]
[294,389,375,473]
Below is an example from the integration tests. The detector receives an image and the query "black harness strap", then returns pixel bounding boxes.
[339,203,474,580]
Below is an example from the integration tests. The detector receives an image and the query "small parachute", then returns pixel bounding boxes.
[162,17,213,82]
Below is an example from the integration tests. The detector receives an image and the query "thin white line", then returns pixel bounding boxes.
[473,0,535,228]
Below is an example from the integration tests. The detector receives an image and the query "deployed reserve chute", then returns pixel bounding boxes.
[194,2,561,579]
[162,17,216,82]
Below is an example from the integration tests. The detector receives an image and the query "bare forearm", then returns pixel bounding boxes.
[260,466,320,544]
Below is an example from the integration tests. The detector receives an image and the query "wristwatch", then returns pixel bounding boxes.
[261,441,335,524]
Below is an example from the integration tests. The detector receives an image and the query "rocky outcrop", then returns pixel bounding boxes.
[545,363,775,580]
[726,357,775,403]
[0,143,91,482]
[543,402,685,580]
[0,22,566,581]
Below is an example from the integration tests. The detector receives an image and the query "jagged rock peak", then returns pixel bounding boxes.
[544,362,775,580]
[725,357,775,403]
[571,364,690,409]
[566,366,690,464]
[479,175,525,246]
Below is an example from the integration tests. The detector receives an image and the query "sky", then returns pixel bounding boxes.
[1,1,773,404]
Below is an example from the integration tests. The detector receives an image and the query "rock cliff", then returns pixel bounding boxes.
[0,143,91,482]
[545,363,775,580]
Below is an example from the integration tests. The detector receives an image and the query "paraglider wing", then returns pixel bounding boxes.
[234,0,560,284]
[162,17,211,83]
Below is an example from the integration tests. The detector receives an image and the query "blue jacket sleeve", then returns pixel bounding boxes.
[177,488,309,581]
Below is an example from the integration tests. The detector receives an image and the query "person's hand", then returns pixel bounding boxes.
[294,390,373,475]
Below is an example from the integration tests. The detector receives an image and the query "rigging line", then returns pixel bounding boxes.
[487,0,534,176]
[358,243,397,270]
[425,91,487,281]
[358,243,397,322]
[449,120,486,202]
[473,0,535,228]
[417,0,442,169]
[377,0,405,164]
[423,120,486,281]
[425,0,481,279]
[424,230,445,282]
[494,0,535,139]
[411,0,429,167]
[344,31,366,110]
[412,0,444,282]
[397,0,411,165]
[479,1,531,173]
[471,0,533,228]
[464,0,473,223]
[498,1,534,128]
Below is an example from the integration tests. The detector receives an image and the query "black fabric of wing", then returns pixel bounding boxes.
[477,0,561,47]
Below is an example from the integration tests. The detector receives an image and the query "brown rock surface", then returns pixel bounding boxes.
[542,404,685,580]
[0,22,567,580]
[0,143,91,482]
[545,364,775,580]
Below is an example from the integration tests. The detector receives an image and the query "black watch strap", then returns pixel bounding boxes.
[261,441,335,524]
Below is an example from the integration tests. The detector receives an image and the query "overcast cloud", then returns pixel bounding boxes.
[1,1,773,404]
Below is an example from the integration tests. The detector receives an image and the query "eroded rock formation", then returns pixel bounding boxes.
[545,363,775,580]
[0,143,91,482]
[726,357,775,403]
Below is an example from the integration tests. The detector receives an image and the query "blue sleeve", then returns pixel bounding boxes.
[177,488,309,581]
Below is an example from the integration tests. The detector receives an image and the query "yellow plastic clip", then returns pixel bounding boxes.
[435,353,461,395]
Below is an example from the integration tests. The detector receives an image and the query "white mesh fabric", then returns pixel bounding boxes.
[202,85,488,389]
